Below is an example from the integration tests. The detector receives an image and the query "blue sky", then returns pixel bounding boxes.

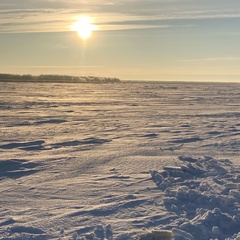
[1,0,240,81]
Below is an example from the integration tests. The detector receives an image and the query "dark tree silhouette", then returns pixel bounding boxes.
[0,74,121,83]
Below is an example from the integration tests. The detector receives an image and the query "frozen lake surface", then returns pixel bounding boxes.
[0,81,240,239]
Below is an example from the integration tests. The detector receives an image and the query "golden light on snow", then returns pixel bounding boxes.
[72,16,97,40]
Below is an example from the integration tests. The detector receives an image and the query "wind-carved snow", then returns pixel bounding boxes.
[0,82,240,240]
[150,156,240,240]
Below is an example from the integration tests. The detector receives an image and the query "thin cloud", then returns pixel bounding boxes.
[1,0,240,33]
[182,57,240,62]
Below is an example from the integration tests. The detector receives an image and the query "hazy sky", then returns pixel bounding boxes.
[1,0,240,81]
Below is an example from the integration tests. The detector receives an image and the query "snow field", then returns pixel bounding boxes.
[0,82,240,239]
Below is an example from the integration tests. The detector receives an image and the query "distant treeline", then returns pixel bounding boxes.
[0,74,121,83]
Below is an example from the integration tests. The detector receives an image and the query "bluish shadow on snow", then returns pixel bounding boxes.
[34,119,68,125]
[0,159,41,179]
[0,140,45,151]
[7,225,47,240]
[171,137,202,144]
[0,218,15,227]
[141,133,158,138]
[10,226,45,235]
[14,119,68,127]
[0,138,111,152]
[49,138,111,149]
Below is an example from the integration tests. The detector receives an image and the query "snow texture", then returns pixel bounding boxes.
[151,156,240,240]
[0,82,240,240]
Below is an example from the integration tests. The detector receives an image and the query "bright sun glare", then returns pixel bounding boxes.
[72,16,97,40]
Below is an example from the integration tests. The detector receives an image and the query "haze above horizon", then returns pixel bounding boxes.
[1,0,240,82]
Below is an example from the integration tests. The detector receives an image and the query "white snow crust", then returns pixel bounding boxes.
[0,82,240,240]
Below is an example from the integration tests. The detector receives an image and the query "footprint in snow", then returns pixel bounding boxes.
[71,224,113,240]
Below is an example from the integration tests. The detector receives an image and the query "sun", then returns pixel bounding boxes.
[72,16,97,40]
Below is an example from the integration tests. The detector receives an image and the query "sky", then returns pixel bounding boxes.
[1,0,240,82]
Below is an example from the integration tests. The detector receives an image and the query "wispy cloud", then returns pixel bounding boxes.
[1,0,240,33]
[182,57,240,62]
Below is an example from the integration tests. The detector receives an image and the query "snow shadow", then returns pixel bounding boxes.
[151,156,240,240]
[14,119,68,127]
[6,225,47,240]
[171,136,202,144]
[0,159,41,179]
[34,119,68,125]
[49,138,111,149]
[0,138,111,152]
[0,140,45,151]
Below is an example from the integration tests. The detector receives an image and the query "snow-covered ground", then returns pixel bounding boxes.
[0,81,239,240]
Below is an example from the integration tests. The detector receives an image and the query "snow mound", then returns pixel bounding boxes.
[151,156,240,240]
[138,229,174,240]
